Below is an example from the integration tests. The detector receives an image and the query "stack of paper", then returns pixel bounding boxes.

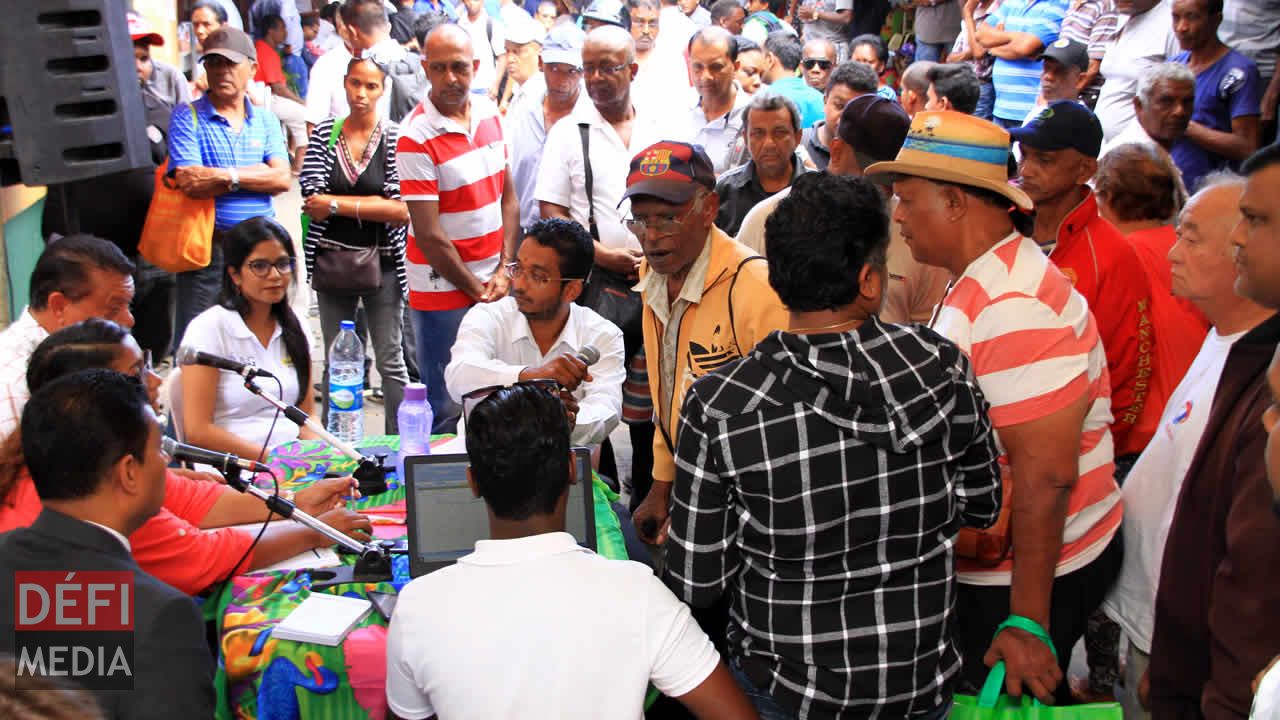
[272,592,372,646]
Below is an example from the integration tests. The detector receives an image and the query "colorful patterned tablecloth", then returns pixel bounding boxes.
[212,436,626,720]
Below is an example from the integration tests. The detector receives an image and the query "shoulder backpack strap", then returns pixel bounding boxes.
[578,123,599,241]
[328,117,345,150]
[486,16,494,47]
[728,255,766,357]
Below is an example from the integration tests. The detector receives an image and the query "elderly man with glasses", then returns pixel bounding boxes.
[445,217,625,448]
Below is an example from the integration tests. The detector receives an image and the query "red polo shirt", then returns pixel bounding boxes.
[1126,225,1211,418]
[1046,190,1157,458]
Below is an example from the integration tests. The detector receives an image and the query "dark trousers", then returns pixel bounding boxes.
[171,232,225,353]
[131,256,175,360]
[955,533,1124,706]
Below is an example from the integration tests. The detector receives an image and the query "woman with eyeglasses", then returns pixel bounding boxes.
[300,57,411,432]
[0,318,371,593]
[179,216,316,459]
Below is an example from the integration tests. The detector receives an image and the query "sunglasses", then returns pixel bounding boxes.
[460,379,561,431]
[802,58,834,70]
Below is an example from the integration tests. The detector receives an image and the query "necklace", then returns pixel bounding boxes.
[789,317,861,334]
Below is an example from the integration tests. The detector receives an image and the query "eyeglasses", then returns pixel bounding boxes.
[505,261,583,287]
[625,196,704,237]
[581,62,629,77]
[801,58,833,70]
[245,257,296,277]
[460,379,561,431]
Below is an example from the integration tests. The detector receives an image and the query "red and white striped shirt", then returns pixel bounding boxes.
[933,233,1122,585]
[396,95,507,311]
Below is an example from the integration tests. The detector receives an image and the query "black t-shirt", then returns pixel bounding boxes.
[323,132,396,272]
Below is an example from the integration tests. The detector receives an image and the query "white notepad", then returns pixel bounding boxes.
[272,592,372,646]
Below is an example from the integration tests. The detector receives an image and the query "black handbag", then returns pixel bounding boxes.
[575,122,643,334]
[311,239,382,296]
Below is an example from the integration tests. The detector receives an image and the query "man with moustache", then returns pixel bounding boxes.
[678,27,752,174]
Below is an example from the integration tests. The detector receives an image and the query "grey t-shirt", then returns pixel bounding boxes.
[802,0,855,43]
[914,0,964,45]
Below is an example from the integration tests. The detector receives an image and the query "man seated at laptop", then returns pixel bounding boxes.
[444,218,625,447]
[385,382,759,720]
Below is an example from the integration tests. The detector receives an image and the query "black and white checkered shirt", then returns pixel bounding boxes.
[664,318,1002,719]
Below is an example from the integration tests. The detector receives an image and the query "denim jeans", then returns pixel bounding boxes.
[975,80,996,121]
[914,41,948,63]
[317,269,410,434]
[171,234,225,353]
[729,659,952,719]
[411,305,470,434]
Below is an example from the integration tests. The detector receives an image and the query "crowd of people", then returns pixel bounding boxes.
[0,0,1279,717]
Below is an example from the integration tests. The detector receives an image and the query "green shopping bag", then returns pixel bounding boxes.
[299,118,346,243]
[950,618,1122,720]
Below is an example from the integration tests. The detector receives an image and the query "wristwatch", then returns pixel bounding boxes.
[329,199,340,216]
[227,167,240,192]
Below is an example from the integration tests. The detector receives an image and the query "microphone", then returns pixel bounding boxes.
[573,345,601,366]
[161,437,273,475]
[176,346,276,379]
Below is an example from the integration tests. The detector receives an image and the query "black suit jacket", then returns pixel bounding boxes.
[0,509,215,720]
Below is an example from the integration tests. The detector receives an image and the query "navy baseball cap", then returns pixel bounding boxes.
[1008,100,1104,159]
[621,142,716,205]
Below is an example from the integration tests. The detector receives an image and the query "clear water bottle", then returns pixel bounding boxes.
[396,382,432,481]
[326,320,365,444]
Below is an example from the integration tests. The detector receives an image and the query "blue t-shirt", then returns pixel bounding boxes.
[769,76,826,129]
[167,96,288,231]
[986,0,1069,122]
[1171,49,1261,193]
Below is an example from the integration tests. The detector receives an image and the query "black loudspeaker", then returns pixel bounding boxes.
[0,0,152,186]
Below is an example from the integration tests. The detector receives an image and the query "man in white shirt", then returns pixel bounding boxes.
[0,235,136,438]
[1101,176,1273,719]
[1094,0,1180,142]
[628,0,697,114]
[457,0,508,96]
[446,218,625,446]
[679,26,752,174]
[385,381,758,720]
[536,26,663,285]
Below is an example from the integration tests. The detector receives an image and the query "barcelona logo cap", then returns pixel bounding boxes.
[621,141,717,206]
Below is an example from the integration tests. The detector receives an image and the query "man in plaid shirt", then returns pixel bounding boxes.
[664,172,1003,719]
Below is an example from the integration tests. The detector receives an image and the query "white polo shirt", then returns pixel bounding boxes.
[0,309,50,439]
[534,101,665,252]
[385,532,720,720]
[1095,1,1180,142]
[178,305,303,451]
[444,297,625,446]
[676,85,751,175]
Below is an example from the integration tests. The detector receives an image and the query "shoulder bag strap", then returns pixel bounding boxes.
[578,123,599,241]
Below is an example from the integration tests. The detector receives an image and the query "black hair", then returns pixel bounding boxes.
[926,63,980,114]
[827,60,878,95]
[340,0,392,34]
[29,234,134,311]
[688,26,739,61]
[934,179,1036,236]
[522,218,595,280]
[627,0,661,11]
[27,319,132,396]
[301,13,320,28]
[321,1,341,22]
[1242,143,1280,177]
[217,217,312,405]
[347,55,390,82]
[413,11,452,47]
[262,13,286,33]
[765,172,889,311]
[764,0,786,16]
[736,36,761,54]
[764,30,802,71]
[1205,0,1224,14]
[465,383,571,520]
[191,0,229,23]
[851,33,888,64]
[710,0,743,22]
[22,369,152,503]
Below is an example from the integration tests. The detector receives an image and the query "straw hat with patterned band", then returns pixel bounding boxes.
[864,110,1032,213]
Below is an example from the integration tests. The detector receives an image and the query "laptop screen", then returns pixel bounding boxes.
[404,451,597,577]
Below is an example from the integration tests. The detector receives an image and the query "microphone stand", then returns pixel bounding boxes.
[218,465,393,590]
[242,377,389,495]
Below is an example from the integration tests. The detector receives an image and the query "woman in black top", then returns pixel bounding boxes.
[301,57,411,432]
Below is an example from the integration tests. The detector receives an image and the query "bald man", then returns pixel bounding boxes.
[396,24,521,433]
[802,38,838,91]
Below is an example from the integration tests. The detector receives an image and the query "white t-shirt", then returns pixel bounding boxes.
[534,101,664,252]
[457,10,506,94]
[385,532,720,719]
[1254,657,1280,719]
[1095,0,1180,142]
[178,305,305,451]
[1102,328,1244,653]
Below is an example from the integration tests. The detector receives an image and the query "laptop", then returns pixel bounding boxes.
[403,450,597,577]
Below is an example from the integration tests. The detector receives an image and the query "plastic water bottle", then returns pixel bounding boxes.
[396,382,432,481]
[326,320,365,444]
